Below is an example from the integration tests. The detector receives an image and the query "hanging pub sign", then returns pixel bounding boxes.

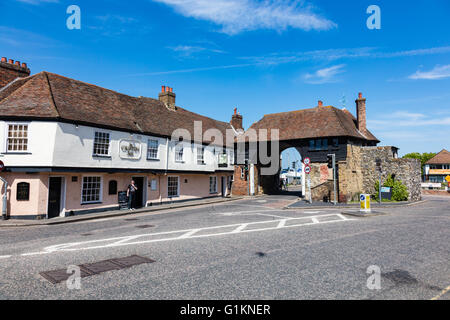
[119,140,142,160]
[218,153,228,167]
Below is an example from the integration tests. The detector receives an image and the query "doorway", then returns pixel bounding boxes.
[48,177,63,219]
[132,177,145,209]
[221,176,226,197]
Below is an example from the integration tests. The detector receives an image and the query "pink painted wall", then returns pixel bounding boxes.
[1,171,234,218]
[147,173,232,205]
[0,173,48,217]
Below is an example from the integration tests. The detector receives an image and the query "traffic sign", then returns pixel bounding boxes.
[445,175,450,183]
[360,194,371,213]
[0,161,4,172]
[304,165,311,174]
[303,157,311,165]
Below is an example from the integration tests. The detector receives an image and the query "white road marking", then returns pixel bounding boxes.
[213,210,274,216]
[232,224,248,233]
[277,220,287,228]
[14,214,355,256]
[254,212,290,219]
[0,255,12,259]
[178,229,200,239]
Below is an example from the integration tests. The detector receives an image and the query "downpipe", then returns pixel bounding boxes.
[0,177,8,220]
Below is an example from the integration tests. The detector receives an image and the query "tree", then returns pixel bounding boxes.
[403,152,437,175]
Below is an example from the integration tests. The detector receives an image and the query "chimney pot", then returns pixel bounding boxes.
[21,62,27,69]
[358,92,363,99]
[231,108,243,131]
[158,85,176,109]
[1,57,6,63]
[15,61,20,66]
[318,100,323,107]
[8,59,14,64]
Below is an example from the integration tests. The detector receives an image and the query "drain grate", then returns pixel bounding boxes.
[135,224,154,229]
[40,255,155,284]
[81,233,93,237]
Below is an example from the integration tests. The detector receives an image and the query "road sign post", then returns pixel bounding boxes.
[327,154,337,205]
[304,162,312,203]
[0,160,7,220]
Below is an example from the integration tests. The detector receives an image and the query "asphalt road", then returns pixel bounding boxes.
[0,194,448,300]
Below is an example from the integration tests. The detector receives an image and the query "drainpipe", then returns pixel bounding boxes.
[165,138,170,174]
[0,177,8,220]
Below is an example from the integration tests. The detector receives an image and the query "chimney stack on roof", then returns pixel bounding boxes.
[0,56,31,90]
[158,85,176,110]
[355,92,367,136]
[231,107,243,131]
[318,100,323,107]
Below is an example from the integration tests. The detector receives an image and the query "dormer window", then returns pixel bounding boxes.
[93,132,110,157]
[175,142,184,162]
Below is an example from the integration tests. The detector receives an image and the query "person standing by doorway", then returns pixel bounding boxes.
[127,180,138,211]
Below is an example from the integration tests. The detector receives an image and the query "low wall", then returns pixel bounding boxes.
[339,145,422,202]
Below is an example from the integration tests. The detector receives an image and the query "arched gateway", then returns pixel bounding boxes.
[232,93,422,203]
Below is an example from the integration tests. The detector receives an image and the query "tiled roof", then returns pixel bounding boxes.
[247,105,379,142]
[426,149,450,164]
[0,72,233,146]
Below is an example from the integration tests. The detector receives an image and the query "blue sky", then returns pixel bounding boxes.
[1,0,449,167]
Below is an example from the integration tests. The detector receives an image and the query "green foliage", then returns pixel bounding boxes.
[373,175,409,202]
[403,152,437,175]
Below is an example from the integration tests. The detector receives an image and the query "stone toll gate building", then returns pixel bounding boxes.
[232,94,422,202]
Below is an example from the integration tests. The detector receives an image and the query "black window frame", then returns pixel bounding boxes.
[108,180,118,195]
[17,182,30,201]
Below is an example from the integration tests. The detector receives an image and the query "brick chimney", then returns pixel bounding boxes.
[0,57,31,89]
[158,85,176,110]
[355,92,367,135]
[231,108,243,131]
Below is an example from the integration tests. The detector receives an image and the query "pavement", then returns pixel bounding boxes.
[0,196,244,227]
[0,194,448,300]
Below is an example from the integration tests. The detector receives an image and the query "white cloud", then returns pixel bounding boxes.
[168,45,226,57]
[242,46,450,65]
[152,0,336,35]
[302,64,345,84]
[409,65,450,80]
[368,111,450,128]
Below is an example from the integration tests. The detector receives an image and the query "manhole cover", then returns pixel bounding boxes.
[40,255,155,284]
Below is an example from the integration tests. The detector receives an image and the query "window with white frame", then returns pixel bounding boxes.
[147,139,159,160]
[82,176,102,204]
[175,142,184,162]
[7,124,28,152]
[168,176,179,197]
[209,176,217,194]
[197,146,205,164]
[93,132,110,156]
